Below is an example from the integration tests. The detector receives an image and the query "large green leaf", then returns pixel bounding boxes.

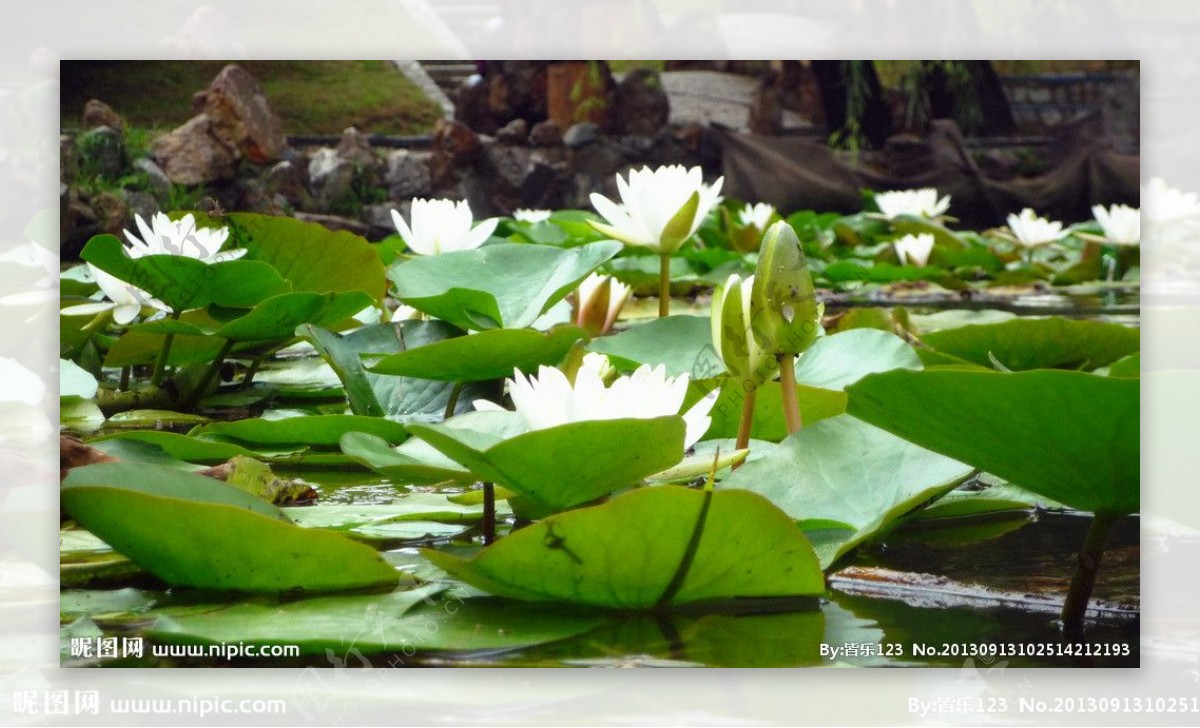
[301,322,490,419]
[340,411,525,485]
[699,378,846,442]
[719,415,972,568]
[388,241,621,330]
[369,326,586,381]
[408,416,686,511]
[921,317,1140,372]
[587,315,720,378]
[60,463,401,593]
[80,234,290,312]
[793,329,921,390]
[104,309,230,367]
[217,212,387,299]
[87,431,280,463]
[424,486,824,610]
[193,414,408,448]
[148,590,605,656]
[846,369,1139,515]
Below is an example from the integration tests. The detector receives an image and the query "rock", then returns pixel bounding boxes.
[613,69,669,137]
[454,77,496,134]
[483,143,534,191]
[307,148,354,212]
[293,212,371,237]
[90,190,127,237]
[336,127,379,170]
[152,114,237,185]
[77,126,124,180]
[528,120,562,147]
[265,160,308,207]
[60,135,78,185]
[569,136,625,179]
[234,177,279,214]
[432,118,482,164]
[200,64,286,164]
[385,150,432,200]
[124,190,160,222]
[496,118,529,144]
[748,83,783,135]
[133,158,171,199]
[82,99,125,133]
[975,149,1020,181]
[563,122,600,148]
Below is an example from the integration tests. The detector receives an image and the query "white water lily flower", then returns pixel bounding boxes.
[390,303,422,322]
[874,188,951,219]
[739,202,776,230]
[507,363,715,449]
[513,208,552,224]
[589,165,724,253]
[574,272,631,335]
[1092,203,1140,246]
[124,212,244,262]
[1006,208,1067,248]
[893,233,936,267]
[391,198,498,255]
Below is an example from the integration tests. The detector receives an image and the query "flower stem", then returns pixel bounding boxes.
[444,381,464,420]
[1061,511,1119,635]
[778,354,802,434]
[242,356,263,387]
[149,311,181,388]
[118,366,130,392]
[481,482,496,546]
[733,387,757,469]
[658,253,671,318]
[183,339,234,411]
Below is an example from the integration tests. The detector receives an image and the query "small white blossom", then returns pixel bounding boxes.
[893,233,935,267]
[513,208,552,224]
[1092,203,1140,246]
[739,202,776,230]
[391,198,498,255]
[1006,208,1067,248]
[874,188,951,219]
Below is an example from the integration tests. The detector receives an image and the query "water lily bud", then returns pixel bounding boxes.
[573,273,631,336]
[750,221,824,357]
[711,274,772,390]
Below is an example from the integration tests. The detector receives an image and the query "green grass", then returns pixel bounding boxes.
[61,61,443,136]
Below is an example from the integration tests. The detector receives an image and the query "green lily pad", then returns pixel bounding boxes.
[720,415,973,568]
[104,309,231,367]
[388,241,621,330]
[301,322,489,419]
[1102,352,1140,378]
[61,462,401,593]
[81,234,290,312]
[424,485,825,610]
[369,326,586,381]
[408,416,686,511]
[921,317,1140,372]
[215,212,387,299]
[213,291,375,341]
[587,315,720,377]
[104,409,211,428]
[283,494,504,530]
[194,414,409,448]
[846,368,1139,515]
[341,410,526,484]
[699,378,846,442]
[87,431,287,463]
[794,328,922,390]
[148,589,605,656]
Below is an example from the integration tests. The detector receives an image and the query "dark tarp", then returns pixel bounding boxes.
[720,120,1139,228]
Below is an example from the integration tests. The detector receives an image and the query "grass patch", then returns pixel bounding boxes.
[61,61,443,136]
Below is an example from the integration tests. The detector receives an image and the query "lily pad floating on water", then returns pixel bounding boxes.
[407,416,687,511]
[61,462,402,593]
[81,234,290,312]
[846,368,1139,516]
[719,415,973,568]
[387,241,621,330]
[368,326,586,382]
[194,413,410,448]
[920,317,1140,372]
[424,485,825,610]
[147,586,606,657]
